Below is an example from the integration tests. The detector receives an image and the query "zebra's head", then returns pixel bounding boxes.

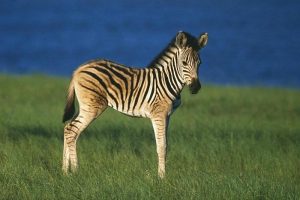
[175,31,208,94]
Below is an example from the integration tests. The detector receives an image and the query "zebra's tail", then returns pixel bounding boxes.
[62,79,76,123]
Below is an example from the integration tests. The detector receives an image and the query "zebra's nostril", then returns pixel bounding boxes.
[189,78,201,94]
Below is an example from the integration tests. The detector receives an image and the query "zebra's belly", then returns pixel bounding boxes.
[106,95,181,118]
[108,103,150,118]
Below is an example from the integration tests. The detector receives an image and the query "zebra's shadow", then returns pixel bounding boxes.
[4,123,154,145]
[4,124,58,141]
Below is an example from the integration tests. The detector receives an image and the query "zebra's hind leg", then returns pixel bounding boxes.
[62,137,70,174]
[63,100,107,174]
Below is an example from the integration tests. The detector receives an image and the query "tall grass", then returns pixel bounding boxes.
[0,74,299,199]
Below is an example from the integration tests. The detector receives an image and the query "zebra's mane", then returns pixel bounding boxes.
[147,31,199,68]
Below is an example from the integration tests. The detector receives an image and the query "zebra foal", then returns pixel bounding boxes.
[62,31,208,178]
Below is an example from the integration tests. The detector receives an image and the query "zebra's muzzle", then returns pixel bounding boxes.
[189,78,201,94]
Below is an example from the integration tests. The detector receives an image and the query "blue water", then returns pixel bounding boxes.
[1,0,300,88]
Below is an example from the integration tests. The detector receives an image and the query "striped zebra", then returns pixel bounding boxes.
[62,31,208,178]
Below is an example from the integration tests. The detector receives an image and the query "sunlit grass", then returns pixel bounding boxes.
[0,74,299,199]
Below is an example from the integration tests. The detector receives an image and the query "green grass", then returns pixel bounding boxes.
[0,74,299,199]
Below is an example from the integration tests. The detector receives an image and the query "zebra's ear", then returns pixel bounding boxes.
[175,31,187,48]
[198,33,208,49]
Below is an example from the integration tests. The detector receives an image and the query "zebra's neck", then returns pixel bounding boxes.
[148,45,185,100]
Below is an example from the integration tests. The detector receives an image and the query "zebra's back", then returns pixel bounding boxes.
[72,59,159,118]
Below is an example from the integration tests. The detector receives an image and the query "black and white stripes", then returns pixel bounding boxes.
[62,31,208,178]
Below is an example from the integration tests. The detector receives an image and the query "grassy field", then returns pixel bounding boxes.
[0,74,299,199]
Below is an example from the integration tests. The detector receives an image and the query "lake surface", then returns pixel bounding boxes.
[1,0,299,88]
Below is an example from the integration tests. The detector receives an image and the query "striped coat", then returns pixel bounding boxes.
[62,31,208,178]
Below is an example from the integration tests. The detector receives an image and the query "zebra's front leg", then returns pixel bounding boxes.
[151,115,170,178]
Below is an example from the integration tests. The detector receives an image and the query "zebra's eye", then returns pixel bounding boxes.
[182,61,188,66]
